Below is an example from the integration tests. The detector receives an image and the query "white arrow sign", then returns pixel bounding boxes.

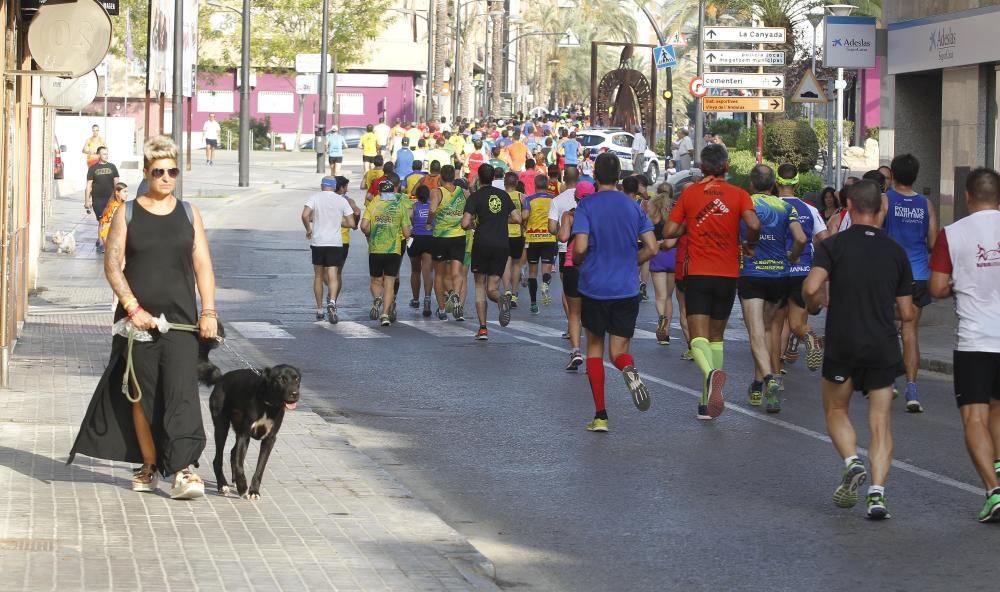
[704,27,786,44]
[704,50,785,66]
[703,73,785,90]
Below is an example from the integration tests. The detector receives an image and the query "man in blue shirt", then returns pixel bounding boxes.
[738,165,806,413]
[325,125,348,176]
[395,137,415,180]
[571,152,658,432]
[561,131,581,170]
[883,153,938,413]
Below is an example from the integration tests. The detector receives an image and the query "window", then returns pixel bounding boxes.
[257,91,294,114]
[330,92,364,115]
[196,90,234,113]
[612,134,633,148]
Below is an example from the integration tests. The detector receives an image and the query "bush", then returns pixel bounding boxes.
[763,119,818,172]
[709,119,744,147]
[734,127,756,152]
[796,171,824,199]
[865,126,879,142]
[220,115,272,150]
[812,118,855,149]
[726,149,776,191]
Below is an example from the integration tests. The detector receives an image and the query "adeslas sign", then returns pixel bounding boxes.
[888,5,1000,75]
[824,16,877,69]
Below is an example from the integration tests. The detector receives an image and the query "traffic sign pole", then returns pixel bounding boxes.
[694,0,705,167]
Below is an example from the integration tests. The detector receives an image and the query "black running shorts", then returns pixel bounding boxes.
[738,276,789,306]
[471,245,509,277]
[562,267,580,298]
[433,236,466,262]
[786,275,806,308]
[369,253,403,278]
[508,236,526,260]
[953,351,1000,407]
[311,246,346,268]
[581,294,640,339]
[526,242,558,265]
[822,358,904,393]
[407,235,435,258]
[912,280,932,308]
[684,275,738,321]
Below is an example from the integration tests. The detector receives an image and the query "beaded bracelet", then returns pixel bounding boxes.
[122,297,137,311]
[127,305,144,320]
[200,311,218,319]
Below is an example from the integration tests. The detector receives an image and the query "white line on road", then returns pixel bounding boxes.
[490,319,564,338]
[492,329,982,497]
[397,319,472,337]
[230,321,295,339]
[317,321,388,338]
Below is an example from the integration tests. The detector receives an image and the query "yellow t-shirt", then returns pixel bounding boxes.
[522,192,555,243]
[507,190,523,238]
[405,127,423,146]
[360,132,378,157]
[448,135,466,156]
[361,168,382,191]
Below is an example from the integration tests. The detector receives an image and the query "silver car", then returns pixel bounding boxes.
[576,129,663,183]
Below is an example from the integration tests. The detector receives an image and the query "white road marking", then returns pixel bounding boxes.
[397,320,472,337]
[230,321,294,339]
[491,329,982,497]
[490,320,565,338]
[316,321,388,338]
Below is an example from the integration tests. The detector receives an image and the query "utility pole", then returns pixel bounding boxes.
[172,0,183,196]
[694,0,706,166]
[316,0,330,174]
[238,0,250,187]
[636,2,672,163]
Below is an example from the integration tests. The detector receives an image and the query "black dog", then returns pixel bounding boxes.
[198,337,301,499]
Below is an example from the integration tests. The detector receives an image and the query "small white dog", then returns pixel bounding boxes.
[51,231,76,254]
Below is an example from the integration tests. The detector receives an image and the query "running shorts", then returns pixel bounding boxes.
[912,280,932,308]
[649,248,676,273]
[206,139,219,148]
[953,351,1000,407]
[508,237,526,260]
[327,155,343,164]
[526,242,558,265]
[684,276,738,321]
[369,253,403,277]
[822,358,904,393]
[407,235,435,258]
[786,275,806,308]
[581,295,640,339]
[343,244,351,260]
[562,267,580,298]
[433,236,466,262]
[311,246,346,268]
[738,276,789,306]
[363,155,378,164]
[558,251,567,273]
[471,246,509,277]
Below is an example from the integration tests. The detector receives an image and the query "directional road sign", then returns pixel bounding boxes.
[703,73,784,90]
[704,26,786,44]
[652,45,677,69]
[703,50,784,66]
[703,96,785,113]
[689,76,707,98]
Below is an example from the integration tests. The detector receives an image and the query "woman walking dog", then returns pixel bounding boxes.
[69,135,219,500]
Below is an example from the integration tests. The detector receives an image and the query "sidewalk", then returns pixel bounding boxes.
[0,182,498,591]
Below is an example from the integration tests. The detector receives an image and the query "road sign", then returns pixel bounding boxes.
[703,73,784,90]
[667,31,688,47]
[703,50,784,66]
[295,53,332,74]
[790,70,827,103]
[652,45,677,69]
[689,76,707,98]
[704,26,786,44]
[703,96,785,113]
[559,28,580,47]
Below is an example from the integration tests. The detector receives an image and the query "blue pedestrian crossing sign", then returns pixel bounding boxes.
[653,45,677,69]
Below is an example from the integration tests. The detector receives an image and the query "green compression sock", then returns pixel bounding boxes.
[691,337,714,379]
[710,341,724,370]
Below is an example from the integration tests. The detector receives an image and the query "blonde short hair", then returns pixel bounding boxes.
[143,135,178,169]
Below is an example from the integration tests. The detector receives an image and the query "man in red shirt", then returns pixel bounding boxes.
[664,144,760,420]
[466,139,486,185]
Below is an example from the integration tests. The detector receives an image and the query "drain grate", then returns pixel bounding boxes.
[0,538,53,552]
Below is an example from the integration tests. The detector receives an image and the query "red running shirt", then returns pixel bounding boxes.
[668,177,754,278]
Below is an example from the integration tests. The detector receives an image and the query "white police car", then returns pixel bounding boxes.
[576,129,663,182]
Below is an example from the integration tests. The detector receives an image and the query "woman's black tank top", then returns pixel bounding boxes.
[116,199,197,325]
[653,219,666,241]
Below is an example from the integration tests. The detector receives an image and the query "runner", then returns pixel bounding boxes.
[571,153,658,432]
[664,144,760,420]
[623,175,650,301]
[428,165,467,321]
[522,175,557,314]
[803,179,916,520]
[488,147,508,174]
[647,182,678,345]
[336,177,361,303]
[502,171,526,309]
[360,124,379,171]
[462,164,521,339]
[738,165,806,413]
[82,124,105,170]
[507,131,530,172]
[361,155,384,193]
[366,160,395,200]
[395,138,415,179]
[325,125,348,176]
[555,180,595,371]
[411,159,441,198]
[360,177,412,326]
[928,167,1000,522]
[884,154,938,413]
[302,176,358,323]
[408,185,436,317]
[467,139,486,184]
[549,167,582,360]
[202,114,221,166]
[373,117,391,158]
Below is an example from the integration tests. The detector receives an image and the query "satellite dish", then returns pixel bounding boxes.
[41,71,99,111]
[28,0,112,78]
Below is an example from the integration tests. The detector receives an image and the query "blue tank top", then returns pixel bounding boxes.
[740,194,797,278]
[782,197,816,277]
[884,188,930,280]
[411,201,432,236]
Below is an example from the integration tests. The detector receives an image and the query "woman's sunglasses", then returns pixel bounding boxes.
[151,167,180,179]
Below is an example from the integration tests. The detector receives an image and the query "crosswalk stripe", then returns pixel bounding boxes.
[317,320,388,338]
[491,319,564,338]
[633,328,657,340]
[396,319,471,337]
[230,321,294,339]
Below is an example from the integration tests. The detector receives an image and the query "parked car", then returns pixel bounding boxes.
[576,129,662,183]
[299,126,365,151]
[53,138,64,179]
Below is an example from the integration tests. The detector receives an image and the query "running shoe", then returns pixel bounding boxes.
[706,369,726,418]
[541,281,552,305]
[566,351,584,372]
[639,282,648,301]
[315,310,324,321]
[530,302,539,315]
[454,306,465,321]
[696,404,712,420]
[510,294,519,309]
[994,460,1000,481]
[561,332,570,340]
[369,297,383,321]
[520,267,528,287]
[388,302,397,323]
[775,373,785,392]
[409,298,420,309]
[804,332,823,371]
[445,291,456,314]
[655,316,670,345]
[765,378,781,413]
[978,490,1000,523]
[437,308,448,321]
[326,301,338,325]
[681,350,694,361]
[380,315,391,327]
[475,327,489,340]
[832,461,867,508]
[499,293,512,327]
[586,417,609,432]
[905,382,923,413]
[866,492,891,520]
[422,297,432,318]
[622,365,651,412]
[782,335,800,364]
[748,382,763,406]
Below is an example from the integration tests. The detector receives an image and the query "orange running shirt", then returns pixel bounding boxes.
[507,142,529,171]
[668,177,754,278]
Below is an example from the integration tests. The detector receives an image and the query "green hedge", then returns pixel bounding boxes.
[220,115,272,150]
[763,119,818,172]
[865,126,879,142]
[797,171,824,199]
[727,150,776,190]
[811,118,855,150]
[709,119,744,147]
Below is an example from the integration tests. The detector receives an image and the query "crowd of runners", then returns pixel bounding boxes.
[299,115,1000,524]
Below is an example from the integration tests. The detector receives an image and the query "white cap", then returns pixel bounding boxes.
[330,125,338,132]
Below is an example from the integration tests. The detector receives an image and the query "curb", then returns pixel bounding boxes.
[445,551,502,591]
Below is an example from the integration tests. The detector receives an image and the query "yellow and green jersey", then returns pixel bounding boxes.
[432,185,467,239]
[507,190,523,238]
[363,195,412,254]
[522,191,556,243]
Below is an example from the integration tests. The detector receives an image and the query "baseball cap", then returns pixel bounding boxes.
[378,179,395,193]
[330,125,338,132]
[321,177,337,189]
[401,137,410,146]
[575,181,596,200]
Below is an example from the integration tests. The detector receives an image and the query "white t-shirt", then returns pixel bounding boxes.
[548,187,578,253]
[304,191,354,247]
[678,136,694,158]
[374,123,391,146]
[632,133,647,154]
[203,120,221,141]
[936,209,1000,352]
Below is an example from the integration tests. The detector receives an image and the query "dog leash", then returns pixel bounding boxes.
[217,338,263,377]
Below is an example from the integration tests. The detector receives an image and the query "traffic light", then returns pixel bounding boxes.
[662,90,672,100]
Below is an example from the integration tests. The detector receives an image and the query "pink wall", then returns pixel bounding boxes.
[859,57,881,133]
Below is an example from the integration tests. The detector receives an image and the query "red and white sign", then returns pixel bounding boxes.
[689,77,708,98]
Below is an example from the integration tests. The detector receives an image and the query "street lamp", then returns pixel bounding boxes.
[205,0,250,187]
[825,3,855,189]
[806,10,823,128]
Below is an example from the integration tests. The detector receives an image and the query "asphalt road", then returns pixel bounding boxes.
[192,152,1000,592]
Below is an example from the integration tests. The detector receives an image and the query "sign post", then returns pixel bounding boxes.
[825,15,876,188]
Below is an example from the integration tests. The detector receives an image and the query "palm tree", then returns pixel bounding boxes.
[432,0,451,120]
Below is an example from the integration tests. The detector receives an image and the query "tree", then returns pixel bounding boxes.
[432,0,451,120]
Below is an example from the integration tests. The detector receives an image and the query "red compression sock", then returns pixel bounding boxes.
[613,353,634,371]
[586,358,606,413]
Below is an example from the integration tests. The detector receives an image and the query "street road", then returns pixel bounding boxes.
[195,152,999,591]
